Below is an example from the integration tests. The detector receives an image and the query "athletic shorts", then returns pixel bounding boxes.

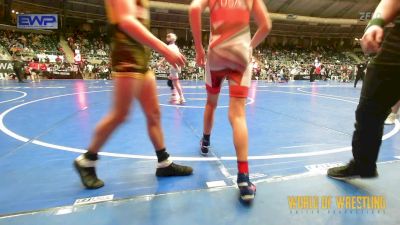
[205,62,251,98]
[112,70,154,80]
[110,38,150,76]
[169,67,181,80]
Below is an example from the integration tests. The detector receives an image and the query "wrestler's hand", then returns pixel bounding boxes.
[361,26,384,55]
[164,48,186,69]
[195,48,206,67]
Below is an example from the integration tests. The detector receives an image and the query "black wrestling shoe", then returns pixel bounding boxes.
[74,156,104,189]
[200,138,210,156]
[156,162,193,177]
[327,160,378,180]
[237,173,256,203]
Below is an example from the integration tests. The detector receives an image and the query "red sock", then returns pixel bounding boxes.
[237,161,249,174]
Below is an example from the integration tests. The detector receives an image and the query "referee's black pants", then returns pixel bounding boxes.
[352,65,400,172]
[354,72,364,88]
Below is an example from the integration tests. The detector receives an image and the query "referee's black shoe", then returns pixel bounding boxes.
[327,160,378,180]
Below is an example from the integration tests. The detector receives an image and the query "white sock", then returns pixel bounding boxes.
[76,155,97,167]
[157,159,172,168]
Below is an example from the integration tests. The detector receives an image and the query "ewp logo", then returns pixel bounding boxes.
[17,14,58,29]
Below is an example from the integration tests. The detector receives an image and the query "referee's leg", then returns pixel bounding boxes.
[351,66,400,172]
